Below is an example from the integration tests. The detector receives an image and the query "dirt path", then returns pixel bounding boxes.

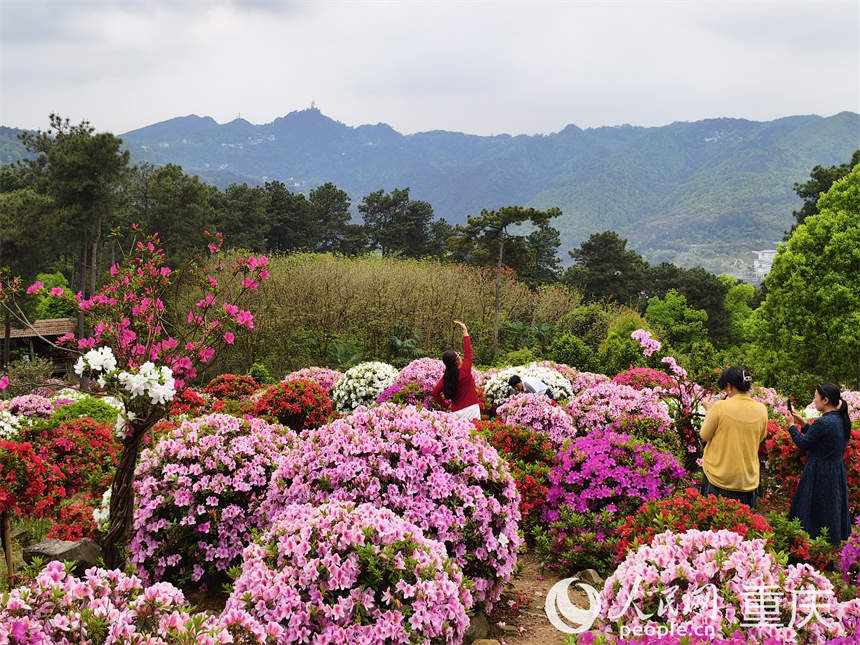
[484,550,592,645]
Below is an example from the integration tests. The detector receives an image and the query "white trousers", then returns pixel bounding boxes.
[452,403,481,421]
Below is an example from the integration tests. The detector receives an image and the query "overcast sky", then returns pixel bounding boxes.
[1,0,858,136]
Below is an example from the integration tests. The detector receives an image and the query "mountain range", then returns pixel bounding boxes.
[3,109,859,275]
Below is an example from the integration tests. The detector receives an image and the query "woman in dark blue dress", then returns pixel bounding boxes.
[784,382,852,545]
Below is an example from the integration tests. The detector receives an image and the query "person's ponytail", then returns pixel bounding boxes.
[442,350,459,400]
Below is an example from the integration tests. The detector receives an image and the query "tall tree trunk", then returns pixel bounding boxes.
[102,423,150,569]
[3,308,9,369]
[494,231,504,359]
[78,238,88,391]
[90,216,102,297]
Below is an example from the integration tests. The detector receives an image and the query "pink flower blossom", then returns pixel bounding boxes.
[25,281,44,295]
[49,287,65,296]
[223,332,235,345]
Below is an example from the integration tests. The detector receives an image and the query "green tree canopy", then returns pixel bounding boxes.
[359,188,435,258]
[564,230,648,305]
[750,165,860,396]
[644,288,709,354]
[790,149,860,233]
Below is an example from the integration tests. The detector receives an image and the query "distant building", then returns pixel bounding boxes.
[753,249,778,283]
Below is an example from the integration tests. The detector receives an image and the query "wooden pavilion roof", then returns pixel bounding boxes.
[7,318,77,340]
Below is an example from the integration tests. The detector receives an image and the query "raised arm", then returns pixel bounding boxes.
[454,320,472,372]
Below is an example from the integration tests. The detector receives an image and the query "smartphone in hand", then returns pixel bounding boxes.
[787,398,793,412]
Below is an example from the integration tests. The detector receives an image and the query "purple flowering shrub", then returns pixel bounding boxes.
[282,366,344,394]
[130,413,295,586]
[580,530,860,644]
[7,394,57,418]
[226,502,471,644]
[264,404,522,609]
[0,560,266,644]
[840,516,860,590]
[496,392,577,446]
[565,381,671,433]
[544,430,686,520]
[535,430,686,575]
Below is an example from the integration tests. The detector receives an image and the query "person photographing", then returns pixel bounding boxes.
[508,374,554,400]
[784,382,851,545]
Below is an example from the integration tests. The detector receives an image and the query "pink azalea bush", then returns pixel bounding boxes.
[7,394,57,419]
[0,560,266,644]
[565,381,671,433]
[264,404,522,609]
[580,529,860,644]
[841,390,860,423]
[568,370,611,395]
[496,392,577,446]
[282,366,344,394]
[130,413,295,586]
[613,366,675,391]
[750,384,790,419]
[226,501,471,644]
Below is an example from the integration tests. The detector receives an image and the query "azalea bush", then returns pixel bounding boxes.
[474,419,554,536]
[252,378,332,431]
[614,489,830,568]
[613,366,675,390]
[535,429,685,574]
[168,388,206,416]
[21,417,119,495]
[565,381,671,433]
[0,439,62,522]
[203,373,260,400]
[44,392,123,426]
[130,413,295,587]
[839,517,860,590]
[568,370,610,394]
[0,409,22,440]
[581,529,860,644]
[482,364,574,408]
[7,394,57,419]
[0,560,257,644]
[46,496,99,541]
[226,502,471,644]
[496,392,577,446]
[282,366,343,394]
[330,361,399,413]
[264,404,521,609]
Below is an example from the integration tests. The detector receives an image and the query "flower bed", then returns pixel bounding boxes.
[579,529,860,644]
[7,394,57,419]
[496,392,577,446]
[203,373,260,400]
[167,388,206,416]
[130,413,295,586]
[282,366,344,394]
[330,361,399,412]
[265,404,521,608]
[252,378,332,431]
[565,381,671,433]
[225,501,470,644]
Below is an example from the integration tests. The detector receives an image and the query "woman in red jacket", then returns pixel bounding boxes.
[431,320,480,421]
